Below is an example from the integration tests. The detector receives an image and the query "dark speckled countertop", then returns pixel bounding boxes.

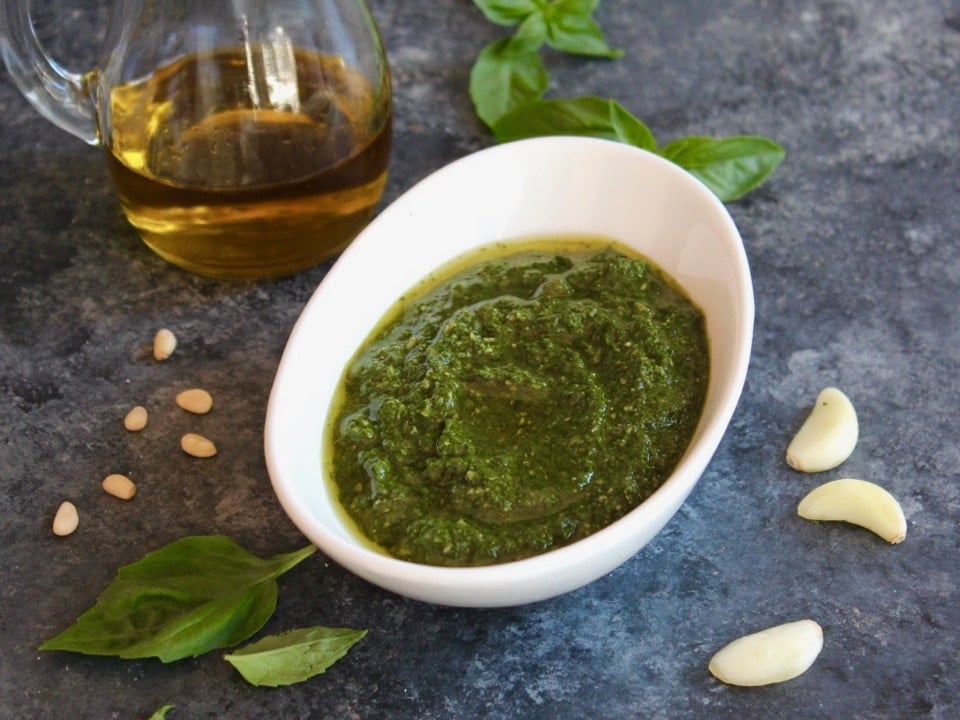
[2,1,960,718]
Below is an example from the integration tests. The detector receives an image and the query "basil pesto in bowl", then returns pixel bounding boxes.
[265,136,753,607]
[326,239,709,567]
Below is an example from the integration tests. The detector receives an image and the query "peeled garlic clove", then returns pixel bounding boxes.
[798,478,906,544]
[709,619,823,687]
[786,387,858,472]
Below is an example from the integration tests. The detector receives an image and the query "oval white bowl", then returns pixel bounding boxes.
[265,136,754,607]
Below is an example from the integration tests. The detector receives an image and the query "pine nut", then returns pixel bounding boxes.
[176,388,213,415]
[102,473,137,500]
[181,432,217,458]
[709,619,823,687]
[124,405,148,431]
[153,328,177,361]
[786,387,858,472]
[798,478,906,544]
[52,501,79,536]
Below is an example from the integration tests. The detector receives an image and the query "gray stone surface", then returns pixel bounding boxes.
[2,0,959,717]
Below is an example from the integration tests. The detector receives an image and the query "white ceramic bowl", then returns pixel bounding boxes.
[265,136,753,607]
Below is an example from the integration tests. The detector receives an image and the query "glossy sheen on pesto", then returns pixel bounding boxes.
[326,240,709,566]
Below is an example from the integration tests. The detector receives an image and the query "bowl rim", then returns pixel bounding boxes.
[264,136,754,606]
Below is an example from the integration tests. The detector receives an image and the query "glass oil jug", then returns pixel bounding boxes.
[1,0,392,278]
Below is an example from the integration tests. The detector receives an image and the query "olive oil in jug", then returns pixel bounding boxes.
[2,0,392,278]
[105,48,392,277]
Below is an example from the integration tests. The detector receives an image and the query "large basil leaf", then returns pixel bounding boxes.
[470,37,549,127]
[493,96,654,149]
[659,135,785,201]
[40,536,316,662]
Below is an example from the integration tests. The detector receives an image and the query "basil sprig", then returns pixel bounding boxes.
[224,626,368,687]
[469,0,618,127]
[469,0,784,201]
[472,0,622,58]
[40,536,316,662]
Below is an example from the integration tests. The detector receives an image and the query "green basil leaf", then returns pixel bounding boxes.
[470,38,549,127]
[493,96,653,148]
[511,11,549,52]
[544,0,622,58]
[40,536,316,662]
[659,135,786,201]
[224,626,367,687]
[553,0,600,12]
[472,0,542,26]
[148,706,175,720]
[609,102,657,151]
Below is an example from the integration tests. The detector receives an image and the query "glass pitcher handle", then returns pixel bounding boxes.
[0,1,99,144]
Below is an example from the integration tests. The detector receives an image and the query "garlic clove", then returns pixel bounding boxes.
[786,387,858,473]
[709,619,824,687]
[798,478,906,544]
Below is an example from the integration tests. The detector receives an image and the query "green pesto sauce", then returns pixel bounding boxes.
[325,237,709,566]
